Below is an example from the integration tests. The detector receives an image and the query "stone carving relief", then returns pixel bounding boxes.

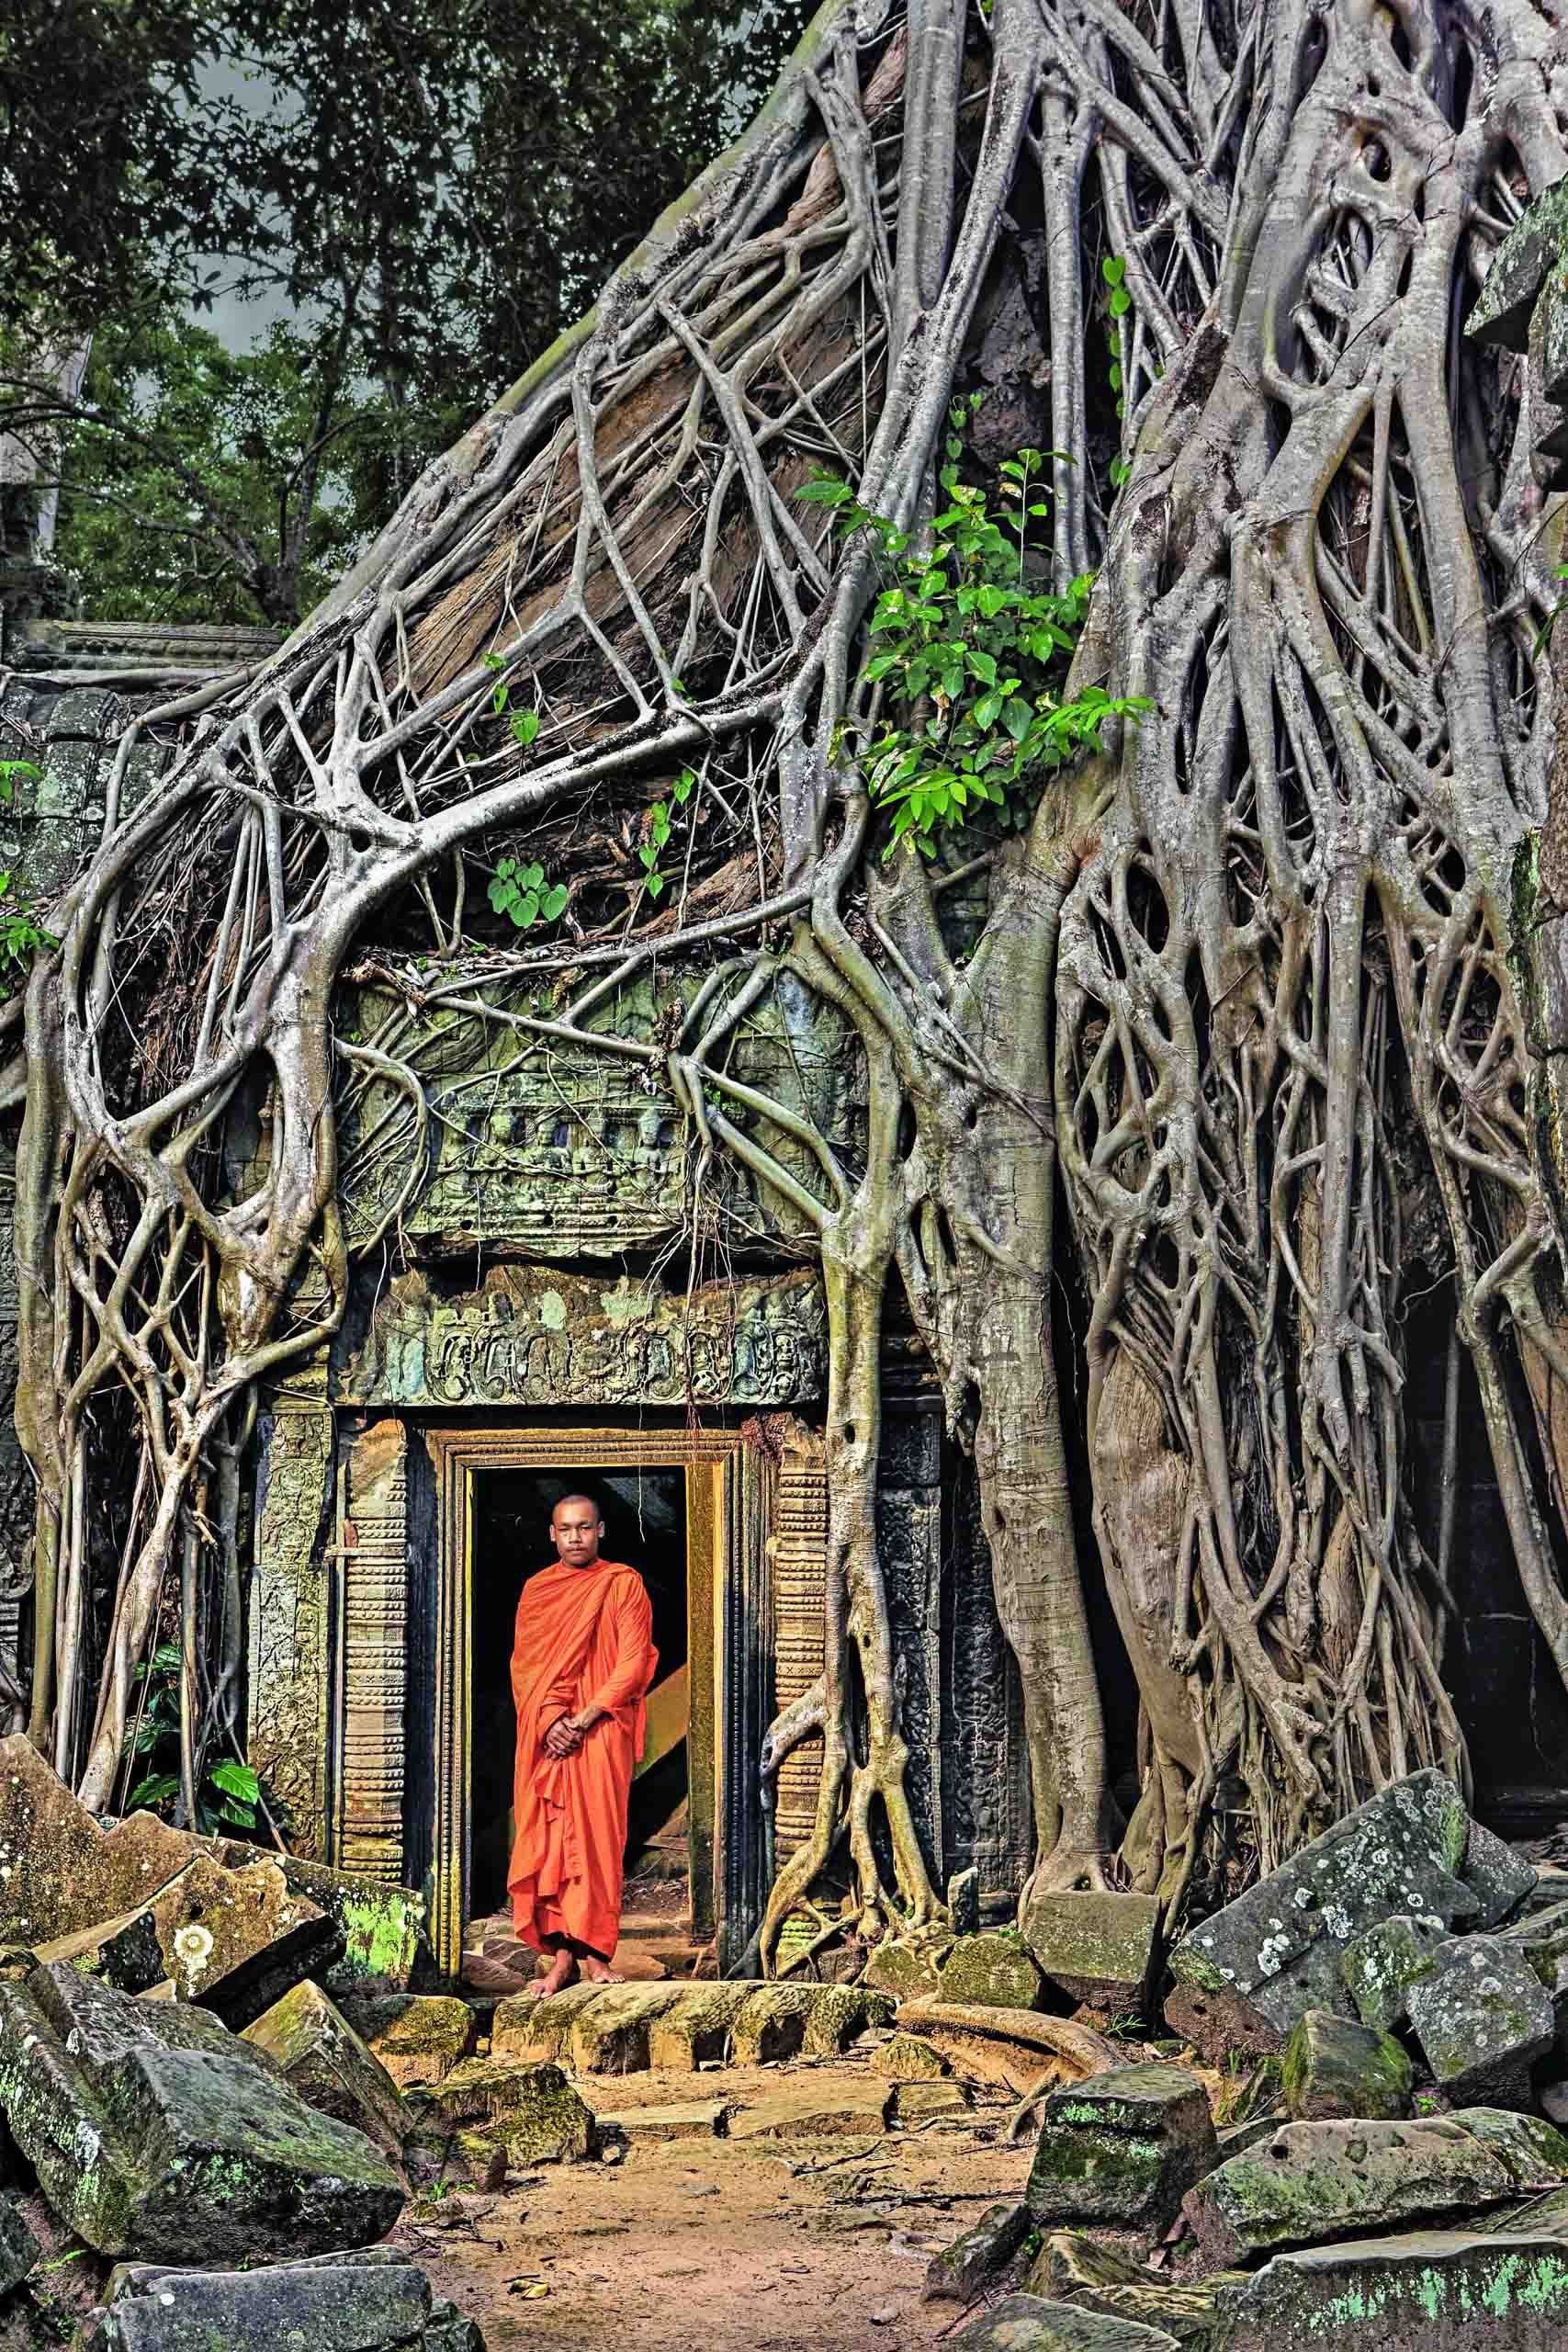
[334,1263,829,1411]
[335,1418,410,1884]
[246,1400,333,1859]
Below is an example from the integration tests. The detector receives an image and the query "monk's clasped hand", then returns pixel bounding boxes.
[544,1714,586,1758]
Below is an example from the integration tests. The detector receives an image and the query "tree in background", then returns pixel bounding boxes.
[2,0,816,628]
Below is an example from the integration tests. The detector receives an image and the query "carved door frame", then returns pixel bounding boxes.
[421,1422,773,1979]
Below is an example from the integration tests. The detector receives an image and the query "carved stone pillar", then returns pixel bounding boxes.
[247,1397,333,1857]
[333,1417,410,1883]
[766,1421,829,1863]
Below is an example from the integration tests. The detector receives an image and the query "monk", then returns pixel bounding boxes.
[507,1493,658,1996]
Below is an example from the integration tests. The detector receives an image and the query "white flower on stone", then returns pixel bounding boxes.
[173,1924,214,1974]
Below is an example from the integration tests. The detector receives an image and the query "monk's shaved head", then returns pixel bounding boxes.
[550,1492,604,1566]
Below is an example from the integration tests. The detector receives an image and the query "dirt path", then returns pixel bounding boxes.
[396,2054,1030,2352]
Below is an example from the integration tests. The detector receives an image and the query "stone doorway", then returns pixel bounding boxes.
[467,1464,692,1946]
[424,1423,769,1977]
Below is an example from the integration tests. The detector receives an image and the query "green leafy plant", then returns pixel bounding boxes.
[0,760,61,993]
[488,857,569,929]
[637,766,696,899]
[483,653,542,751]
[125,1641,263,1830]
[796,402,1149,854]
[0,757,41,805]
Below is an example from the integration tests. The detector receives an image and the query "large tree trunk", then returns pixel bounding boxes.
[6,0,1567,1931]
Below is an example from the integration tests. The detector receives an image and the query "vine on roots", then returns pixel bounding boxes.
[6,0,1568,1963]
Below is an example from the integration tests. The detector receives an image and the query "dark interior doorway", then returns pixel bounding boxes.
[468,1464,690,1923]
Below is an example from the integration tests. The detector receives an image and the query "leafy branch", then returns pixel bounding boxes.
[798,401,1150,854]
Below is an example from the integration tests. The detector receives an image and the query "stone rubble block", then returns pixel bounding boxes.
[242,1977,410,2156]
[893,2078,971,2122]
[1460,1822,1538,1927]
[31,1903,166,1995]
[410,2056,594,2163]
[335,1992,477,2087]
[727,2078,892,2139]
[1280,2007,1412,2121]
[1027,2063,1217,2229]
[204,1838,429,1993]
[940,1930,1046,2012]
[491,1980,606,2064]
[1021,1891,1160,2011]
[0,2188,38,2295]
[874,2031,952,2081]
[923,2199,1031,2302]
[1026,2229,1249,2342]
[1213,2229,1568,2352]
[645,1983,755,2068]
[0,1736,191,1947]
[1181,2108,1568,2267]
[85,2250,484,2351]
[728,1982,827,2065]
[0,1961,402,2261]
[569,1984,682,2074]
[1404,1936,1557,2109]
[1166,1770,1476,2061]
[950,2293,1179,2351]
[800,1984,896,2053]
[1338,1912,1448,2030]
[149,1853,342,2027]
[862,1933,953,2000]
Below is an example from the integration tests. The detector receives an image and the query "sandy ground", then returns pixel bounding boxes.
[394,2052,1032,2352]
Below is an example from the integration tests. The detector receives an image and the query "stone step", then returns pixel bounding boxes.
[490,1977,892,2076]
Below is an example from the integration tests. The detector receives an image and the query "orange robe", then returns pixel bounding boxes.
[506,1558,657,1960]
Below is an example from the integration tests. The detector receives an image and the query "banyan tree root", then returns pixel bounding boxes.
[4,0,1568,1946]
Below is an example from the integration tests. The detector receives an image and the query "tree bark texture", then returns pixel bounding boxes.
[4,0,1567,1948]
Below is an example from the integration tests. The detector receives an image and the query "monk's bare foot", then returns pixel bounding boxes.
[579,1955,624,1984]
[526,1950,579,2001]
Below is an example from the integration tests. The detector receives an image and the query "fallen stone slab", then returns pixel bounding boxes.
[85,2250,483,2351]
[924,2199,1032,2302]
[1181,2108,1568,2266]
[863,1933,953,2000]
[150,1853,341,2027]
[941,1931,1046,2011]
[893,2078,972,2122]
[570,1984,682,2073]
[243,1977,409,2156]
[411,2056,594,2162]
[1212,2229,1568,2352]
[0,2188,37,2295]
[874,2032,952,2080]
[1405,1936,1556,2109]
[1166,1770,1476,2060]
[1514,1865,1568,1921]
[0,1961,402,2261]
[950,2293,1179,2351]
[897,1997,1121,2096]
[31,1902,165,1995]
[1021,1892,1160,2012]
[728,2079,892,2139]
[805,1984,896,2053]
[1338,1912,1448,2030]
[0,1737,191,1946]
[1461,1823,1538,1927]
[1027,2231,1247,2345]
[593,2098,729,2141]
[204,1839,428,1993]
[1280,2007,1412,2120]
[491,1980,606,2063]
[646,1982,754,2068]
[1027,2063,1216,2228]
[336,1992,477,2087]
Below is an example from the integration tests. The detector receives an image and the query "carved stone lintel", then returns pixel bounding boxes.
[336,1419,409,1884]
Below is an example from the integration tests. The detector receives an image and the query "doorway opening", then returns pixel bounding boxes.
[468,1465,691,1936]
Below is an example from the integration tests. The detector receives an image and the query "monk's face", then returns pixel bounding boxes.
[550,1498,604,1567]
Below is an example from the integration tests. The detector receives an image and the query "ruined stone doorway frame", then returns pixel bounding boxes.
[423,1422,767,1978]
